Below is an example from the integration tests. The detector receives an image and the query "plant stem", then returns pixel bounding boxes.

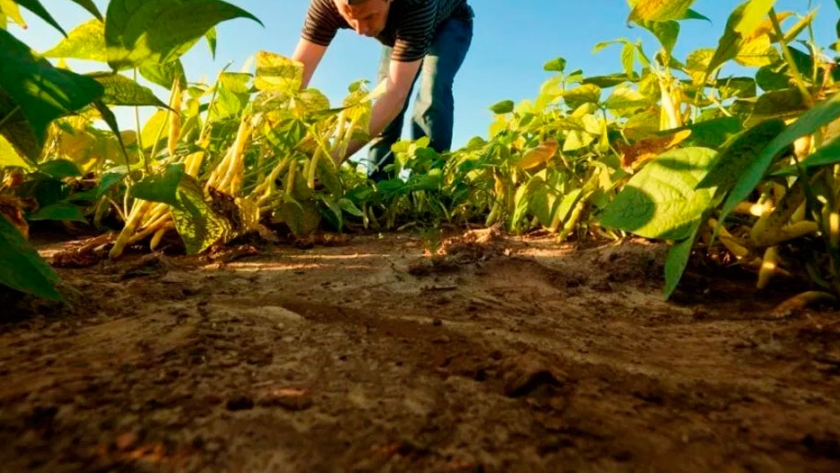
[133,69,149,173]
[0,106,20,130]
[769,8,814,108]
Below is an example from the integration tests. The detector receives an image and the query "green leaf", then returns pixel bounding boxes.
[773,133,840,176]
[663,218,702,299]
[0,134,34,169]
[720,93,840,223]
[338,198,364,218]
[599,147,718,240]
[14,0,67,36]
[96,171,124,199]
[39,158,81,179]
[213,72,252,119]
[275,195,321,236]
[0,28,104,146]
[628,0,697,23]
[69,0,103,20]
[716,76,757,99]
[29,202,87,223]
[139,60,187,90]
[104,0,263,70]
[682,8,711,22]
[89,72,167,107]
[489,100,514,114]
[674,116,744,148]
[0,214,63,301]
[206,27,217,58]
[621,42,636,75]
[131,163,185,207]
[706,0,778,75]
[696,118,786,197]
[543,57,567,73]
[43,19,106,62]
[739,88,808,126]
[171,175,230,254]
[643,20,679,56]
[583,73,636,88]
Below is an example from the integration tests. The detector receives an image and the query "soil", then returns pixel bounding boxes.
[1,227,840,473]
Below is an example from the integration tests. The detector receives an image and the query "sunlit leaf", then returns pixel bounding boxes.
[0,0,25,28]
[604,84,652,111]
[43,18,105,62]
[706,0,778,75]
[254,51,302,93]
[735,34,780,67]
[105,0,263,70]
[543,57,567,73]
[563,84,601,109]
[139,60,187,90]
[627,0,697,23]
[599,147,717,240]
[89,72,168,107]
[0,134,34,170]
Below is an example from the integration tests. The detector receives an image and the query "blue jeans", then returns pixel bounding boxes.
[367,15,474,182]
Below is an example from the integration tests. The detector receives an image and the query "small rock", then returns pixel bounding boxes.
[433,336,451,344]
[502,352,564,397]
[257,388,313,411]
[226,395,254,411]
[116,431,139,451]
[432,318,443,327]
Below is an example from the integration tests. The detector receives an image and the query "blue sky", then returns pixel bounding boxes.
[10,0,840,150]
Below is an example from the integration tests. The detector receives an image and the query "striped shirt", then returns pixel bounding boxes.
[302,0,473,62]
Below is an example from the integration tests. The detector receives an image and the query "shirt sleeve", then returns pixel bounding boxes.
[390,1,437,62]
[301,0,345,47]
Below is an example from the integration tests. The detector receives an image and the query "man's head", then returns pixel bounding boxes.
[334,0,392,37]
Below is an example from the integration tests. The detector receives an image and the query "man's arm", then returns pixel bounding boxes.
[333,58,421,164]
[291,38,328,88]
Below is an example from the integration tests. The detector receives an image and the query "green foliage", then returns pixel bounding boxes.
[0,214,62,301]
[104,0,262,70]
[3,0,840,306]
[600,147,717,241]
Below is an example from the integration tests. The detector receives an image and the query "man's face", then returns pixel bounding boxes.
[335,0,391,37]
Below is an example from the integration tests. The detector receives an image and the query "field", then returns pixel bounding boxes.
[2,0,840,471]
[1,230,839,472]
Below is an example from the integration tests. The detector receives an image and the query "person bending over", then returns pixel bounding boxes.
[292,0,474,181]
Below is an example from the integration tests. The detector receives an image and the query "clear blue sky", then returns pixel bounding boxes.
[10,0,839,150]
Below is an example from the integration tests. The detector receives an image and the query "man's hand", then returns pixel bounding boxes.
[333,57,421,165]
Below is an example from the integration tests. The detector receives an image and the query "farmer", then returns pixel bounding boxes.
[292,0,474,181]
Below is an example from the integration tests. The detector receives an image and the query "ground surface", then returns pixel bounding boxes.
[1,228,839,473]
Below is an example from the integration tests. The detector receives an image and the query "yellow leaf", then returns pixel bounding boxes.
[517,139,558,170]
[0,0,26,28]
[735,35,781,67]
